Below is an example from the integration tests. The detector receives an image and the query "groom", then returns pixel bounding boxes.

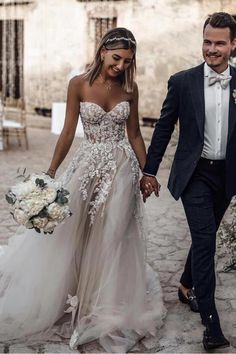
[140,12,236,351]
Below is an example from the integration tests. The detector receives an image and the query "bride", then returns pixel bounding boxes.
[0,27,165,352]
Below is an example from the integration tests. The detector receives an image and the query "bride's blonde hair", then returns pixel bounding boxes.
[85,27,136,93]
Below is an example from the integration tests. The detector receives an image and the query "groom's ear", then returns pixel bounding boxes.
[232,38,236,51]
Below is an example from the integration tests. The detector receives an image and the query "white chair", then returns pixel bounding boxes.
[2,99,29,150]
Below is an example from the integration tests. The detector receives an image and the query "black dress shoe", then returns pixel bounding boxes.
[178,287,199,312]
[203,329,230,351]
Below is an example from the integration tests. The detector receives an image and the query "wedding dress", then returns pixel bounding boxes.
[0,101,165,352]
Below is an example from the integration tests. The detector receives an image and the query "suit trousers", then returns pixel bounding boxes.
[180,158,231,331]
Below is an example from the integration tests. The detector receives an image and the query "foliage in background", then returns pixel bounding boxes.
[218,198,236,272]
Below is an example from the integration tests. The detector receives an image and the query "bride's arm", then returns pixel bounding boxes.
[47,77,81,178]
[126,82,146,171]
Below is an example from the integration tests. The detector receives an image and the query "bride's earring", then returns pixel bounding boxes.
[101,56,104,62]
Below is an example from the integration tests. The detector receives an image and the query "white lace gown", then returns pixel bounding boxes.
[0,101,165,352]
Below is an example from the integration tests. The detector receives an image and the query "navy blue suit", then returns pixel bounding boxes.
[143,63,236,331]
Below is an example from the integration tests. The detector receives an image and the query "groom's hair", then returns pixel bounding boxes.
[203,12,236,41]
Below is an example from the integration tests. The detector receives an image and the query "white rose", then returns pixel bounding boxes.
[47,203,70,222]
[33,217,48,229]
[11,180,37,199]
[32,173,59,190]
[40,174,60,189]
[27,188,41,198]
[20,198,45,216]
[13,209,29,225]
[30,173,46,182]
[41,188,57,204]
[9,200,20,213]
[43,220,58,233]
[30,202,46,216]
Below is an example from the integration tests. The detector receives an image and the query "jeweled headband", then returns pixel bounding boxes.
[105,36,136,45]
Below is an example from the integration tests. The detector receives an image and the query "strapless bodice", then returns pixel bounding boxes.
[80,101,130,143]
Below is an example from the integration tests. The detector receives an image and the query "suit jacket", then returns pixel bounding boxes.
[143,63,236,200]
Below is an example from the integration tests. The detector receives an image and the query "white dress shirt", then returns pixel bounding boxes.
[143,63,231,177]
[201,63,230,160]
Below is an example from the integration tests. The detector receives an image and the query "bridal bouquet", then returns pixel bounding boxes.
[5,171,72,234]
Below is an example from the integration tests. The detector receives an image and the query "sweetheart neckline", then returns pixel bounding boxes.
[80,101,129,114]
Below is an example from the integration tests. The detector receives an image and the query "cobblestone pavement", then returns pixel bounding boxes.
[0,127,235,353]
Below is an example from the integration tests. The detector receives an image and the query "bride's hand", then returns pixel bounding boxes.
[46,168,56,179]
[140,175,160,202]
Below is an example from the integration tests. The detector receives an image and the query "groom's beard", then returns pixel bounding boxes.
[204,52,229,72]
[206,53,222,67]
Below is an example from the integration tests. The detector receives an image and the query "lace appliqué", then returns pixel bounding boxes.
[78,142,117,224]
[64,294,79,328]
[59,139,139,225]
[80,101,129,144]
[58,102,140,225]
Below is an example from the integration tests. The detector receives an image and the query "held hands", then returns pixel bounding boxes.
[140,175,161,202]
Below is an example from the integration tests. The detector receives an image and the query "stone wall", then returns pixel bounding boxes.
[24,0,88,112]
[3,0,236,121]
[131,0,236,117]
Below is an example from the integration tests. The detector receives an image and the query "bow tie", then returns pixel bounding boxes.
[208,74,232,89]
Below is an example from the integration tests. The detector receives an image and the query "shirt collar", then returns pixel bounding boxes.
[204,62,230,77]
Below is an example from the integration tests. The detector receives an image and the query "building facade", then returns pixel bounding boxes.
[0,0,236,123]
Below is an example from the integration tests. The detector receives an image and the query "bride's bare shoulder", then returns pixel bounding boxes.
[69,74,89,89]
[68,74,89,100]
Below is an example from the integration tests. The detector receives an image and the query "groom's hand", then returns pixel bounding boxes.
[140,175,161,202]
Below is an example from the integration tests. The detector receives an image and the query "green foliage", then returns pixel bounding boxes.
[55,188,69,205]
[5,191,16,205]
[218,199,236,272]
[37,208,49,218]
[43,230,54,235]
[16,167,30,182]
[35,178,47,189]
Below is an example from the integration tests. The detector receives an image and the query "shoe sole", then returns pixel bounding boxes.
[203,342,230,352]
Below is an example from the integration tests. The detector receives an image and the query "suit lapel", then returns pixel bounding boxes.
[188,63,205,139]
[227,66,236,143]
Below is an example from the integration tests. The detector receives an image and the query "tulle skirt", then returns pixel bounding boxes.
[0,140,165,352]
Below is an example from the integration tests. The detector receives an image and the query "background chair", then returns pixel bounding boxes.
[2,99,29,150]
